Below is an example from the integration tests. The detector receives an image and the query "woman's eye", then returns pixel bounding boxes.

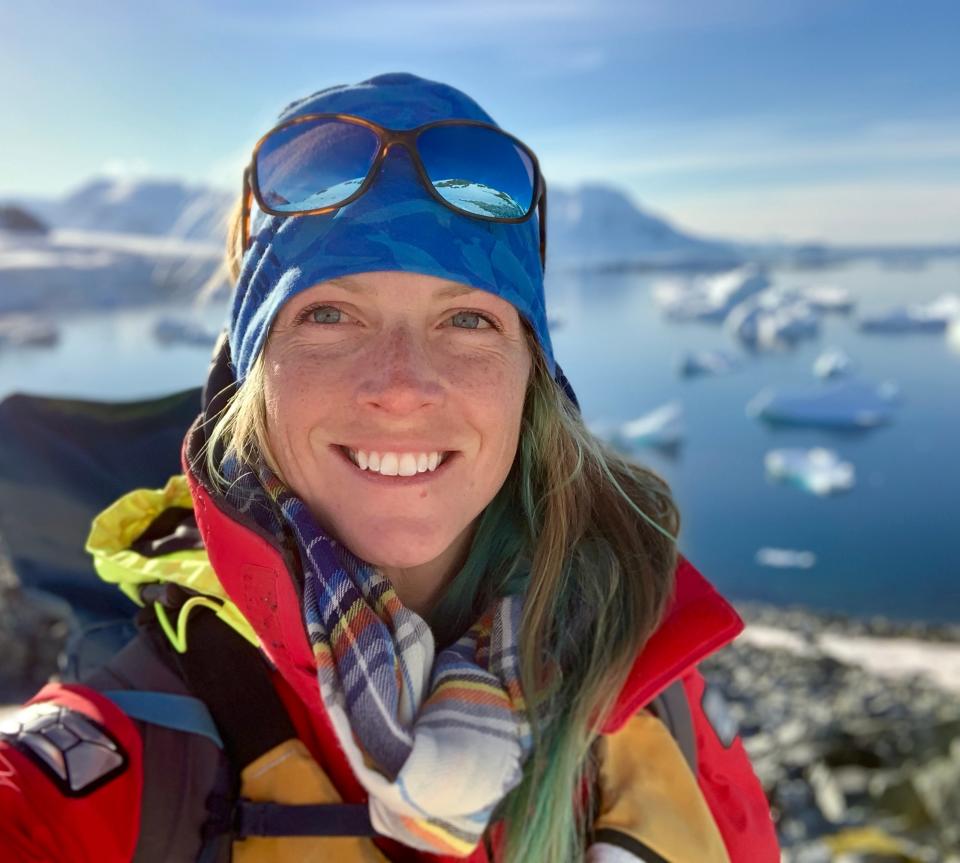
[449,310,496,330]
[309,305,347,324]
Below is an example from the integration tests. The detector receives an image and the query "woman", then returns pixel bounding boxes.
[0,72,779,862]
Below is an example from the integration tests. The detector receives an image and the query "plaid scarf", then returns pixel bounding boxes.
[222,454,533,855]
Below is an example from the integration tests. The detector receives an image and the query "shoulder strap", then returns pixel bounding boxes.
[146,601,297,768]
[140,600,379,844]
[645,679,698,778]
[99,690,223,749]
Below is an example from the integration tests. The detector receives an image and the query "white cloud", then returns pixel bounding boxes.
[535,117,960,180]
[100,157,152,179]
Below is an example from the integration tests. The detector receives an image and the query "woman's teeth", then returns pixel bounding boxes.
[345,448,448,476]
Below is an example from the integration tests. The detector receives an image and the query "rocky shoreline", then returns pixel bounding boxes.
[705,602,960,862]
[2,556,958,860]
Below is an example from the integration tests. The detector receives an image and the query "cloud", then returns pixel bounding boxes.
[536,117,960,180]
[100,157,152,179]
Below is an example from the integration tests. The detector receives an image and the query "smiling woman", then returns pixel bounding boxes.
[0,72,779,863]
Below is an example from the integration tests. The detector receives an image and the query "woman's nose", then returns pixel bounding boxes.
[356,325,444,414]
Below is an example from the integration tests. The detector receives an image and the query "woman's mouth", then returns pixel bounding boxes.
[334,445,456,482]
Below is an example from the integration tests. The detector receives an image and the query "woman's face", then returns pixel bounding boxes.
[262,270,532,591]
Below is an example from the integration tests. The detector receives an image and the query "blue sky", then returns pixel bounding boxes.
[2,0,958,243]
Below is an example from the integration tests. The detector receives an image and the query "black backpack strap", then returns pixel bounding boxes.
[144,600,297,769]
[234,802,375,838]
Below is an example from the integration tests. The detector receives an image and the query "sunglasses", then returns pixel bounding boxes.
[241,113,548,267]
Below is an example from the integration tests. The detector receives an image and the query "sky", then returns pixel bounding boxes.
[2,0,958,244]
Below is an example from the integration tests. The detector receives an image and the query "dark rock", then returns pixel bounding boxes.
[0,205,49,234]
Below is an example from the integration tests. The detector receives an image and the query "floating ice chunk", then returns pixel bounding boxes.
[618,401,684,448]
[799,285,855,313]
[765,447,855,496]
[0,314,60,348]
[747,378,899,429]
[652,265,769,323]
[153,316,219,347]
[725,287,820,352]
[676,349,741,378]
[755,548,817,569]
[857,292,960,333]
[949,318,960,355]
[812,347,854,379]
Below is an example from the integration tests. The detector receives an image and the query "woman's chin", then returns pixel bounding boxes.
[339,526,455,571]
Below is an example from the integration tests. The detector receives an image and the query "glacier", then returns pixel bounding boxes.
[0,228,224,313]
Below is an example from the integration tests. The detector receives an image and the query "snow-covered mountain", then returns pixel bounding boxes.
[11,176,736,269]
[546,183,740,270]
[9,177,234,244]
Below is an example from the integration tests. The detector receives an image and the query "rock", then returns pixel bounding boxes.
[0,314,60,348]
[0,546,74,702]
[0,205,49,234]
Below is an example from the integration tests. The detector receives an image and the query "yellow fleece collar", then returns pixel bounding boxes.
[85,474,259,648]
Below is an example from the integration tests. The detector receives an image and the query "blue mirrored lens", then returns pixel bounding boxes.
[417,125,535,218]
[255,118,379,212]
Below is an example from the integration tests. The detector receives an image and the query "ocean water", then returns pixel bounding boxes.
[1,258,958,622]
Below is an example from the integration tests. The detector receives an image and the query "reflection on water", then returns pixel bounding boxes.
[1,259,958,621]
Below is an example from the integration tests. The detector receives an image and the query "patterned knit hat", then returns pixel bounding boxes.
[228,71,577,406]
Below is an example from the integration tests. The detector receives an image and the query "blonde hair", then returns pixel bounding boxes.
[201,195,680,862]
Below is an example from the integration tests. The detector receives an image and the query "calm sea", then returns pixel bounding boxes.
[1,258,958,622]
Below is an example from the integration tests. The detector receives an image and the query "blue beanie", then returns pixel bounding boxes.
[229,71,562,389]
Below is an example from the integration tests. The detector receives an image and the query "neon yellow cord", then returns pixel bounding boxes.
[152,596,228,654]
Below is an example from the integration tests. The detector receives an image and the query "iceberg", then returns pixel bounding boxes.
[857,292,960,333]
[949,318,960,355]
[675,349,740,378]
[590,402,685,453]
[0,314,59,348]
[747,378,900,429]
[764,447,855,496]
[812,347,854,379]
[799,284,855,313]
[755,548,817,569]
[652,264,769,323]
[725,287,820,352]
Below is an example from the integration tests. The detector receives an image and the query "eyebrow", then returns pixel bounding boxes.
[322,276,478,300]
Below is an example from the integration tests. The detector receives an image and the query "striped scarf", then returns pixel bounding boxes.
[222,454,533,855]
